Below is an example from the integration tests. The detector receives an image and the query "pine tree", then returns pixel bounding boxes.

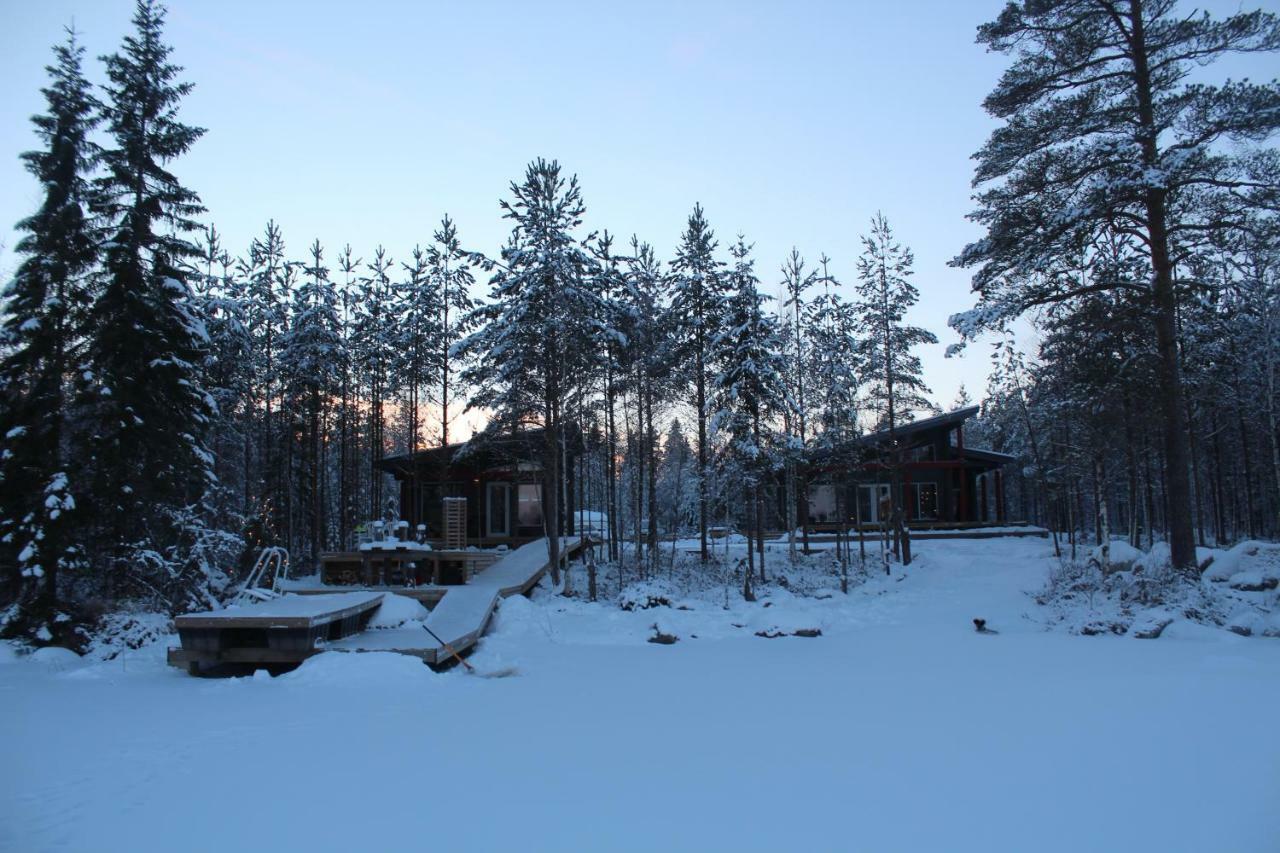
[458,159,600,585]
[853,213,937,566]
[0,29,99,634]
[395,244,440,467]
[623,236,673,576]
[809,255,861,446]
[428,215,475,449]
[712,236,791,595]
[81,0,220,608]
[950,0,1280,570]
[355,247,395,519]
[590,232,627,564]
[780,248,819,559]
[670,204,727,563]
[854,213,936,428]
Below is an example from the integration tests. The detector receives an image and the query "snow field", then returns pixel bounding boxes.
[2,537,1278,853]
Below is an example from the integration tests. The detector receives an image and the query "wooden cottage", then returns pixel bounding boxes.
[804,406,1016,528]
[374,427,578,547]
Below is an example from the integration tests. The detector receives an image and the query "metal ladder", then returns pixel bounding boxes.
[232,546,290,606]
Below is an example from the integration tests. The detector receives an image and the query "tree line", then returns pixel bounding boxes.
[0,1,943,640]
[2,0,1278,644]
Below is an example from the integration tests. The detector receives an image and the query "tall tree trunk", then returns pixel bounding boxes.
[1130,2,1197,571]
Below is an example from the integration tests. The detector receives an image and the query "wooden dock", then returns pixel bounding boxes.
[168,537,588,672]
[167,591,385,672]
[327,536,585,665]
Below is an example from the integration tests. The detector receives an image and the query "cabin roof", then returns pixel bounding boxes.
[860,406,980,446]
[809,406,1014,469]
[375,425,581,477]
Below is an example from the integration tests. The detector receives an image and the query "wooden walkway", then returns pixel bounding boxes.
[168,537,586,672]
[328,536,584,665]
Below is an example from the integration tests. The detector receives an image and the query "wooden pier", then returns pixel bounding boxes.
[167,591,385,672]
[167,536,589,673]
[326,536,585,665]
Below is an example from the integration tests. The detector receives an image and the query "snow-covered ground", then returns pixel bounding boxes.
[3,537,1278,852]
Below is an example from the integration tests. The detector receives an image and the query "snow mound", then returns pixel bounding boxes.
[1203,541,1280,583]
[490,594,542,637]
[1134,542,1171,574]
[367,594,429,629]
[0,641,21,664]
[1227,571,1279,593]
[280,651,435,686]
[1088,540,1142,571]
[619,579,677,611]
[27,646,84,672]
[1128,609,1175,639]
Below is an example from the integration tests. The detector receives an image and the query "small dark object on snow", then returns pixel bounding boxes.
[755,629,787,638]
[648,624,678,645]
[763,601,773,608]
[973,618,998,635]
[792,628,822,638]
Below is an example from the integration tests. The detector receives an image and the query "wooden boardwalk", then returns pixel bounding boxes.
[168,537,586,672]
[328,536,583,665]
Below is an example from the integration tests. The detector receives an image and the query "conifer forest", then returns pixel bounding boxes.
[1,0,1278,646]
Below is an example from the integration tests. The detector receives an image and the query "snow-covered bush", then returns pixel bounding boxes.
[1040,538,1278,638]
[618,579,677,611]
[84,611,174,661]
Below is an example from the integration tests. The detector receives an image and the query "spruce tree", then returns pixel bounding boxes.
[282,240,342,563]
[82,0,218,606]
[241,220,290,534]
[0,29,99,633]
[951,0,1280,570]
[190,225,252,534]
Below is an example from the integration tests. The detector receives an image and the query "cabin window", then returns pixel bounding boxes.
[913,483,939,520]
[808,484,838,523]
[857,484,891,524]
[517,484,543,528]
[486,483,511,537]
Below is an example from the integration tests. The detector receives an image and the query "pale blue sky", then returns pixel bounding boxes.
[2,1,1275,408]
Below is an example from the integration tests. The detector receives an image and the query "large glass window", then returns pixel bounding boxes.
[807,484,838,523]
[486,483,510,537]
[913,483,939,520]
[857,484,891,523]
[517,484,543,528]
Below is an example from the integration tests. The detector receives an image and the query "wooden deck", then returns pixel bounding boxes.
[168,537,590,672]
[167,591,385,672]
